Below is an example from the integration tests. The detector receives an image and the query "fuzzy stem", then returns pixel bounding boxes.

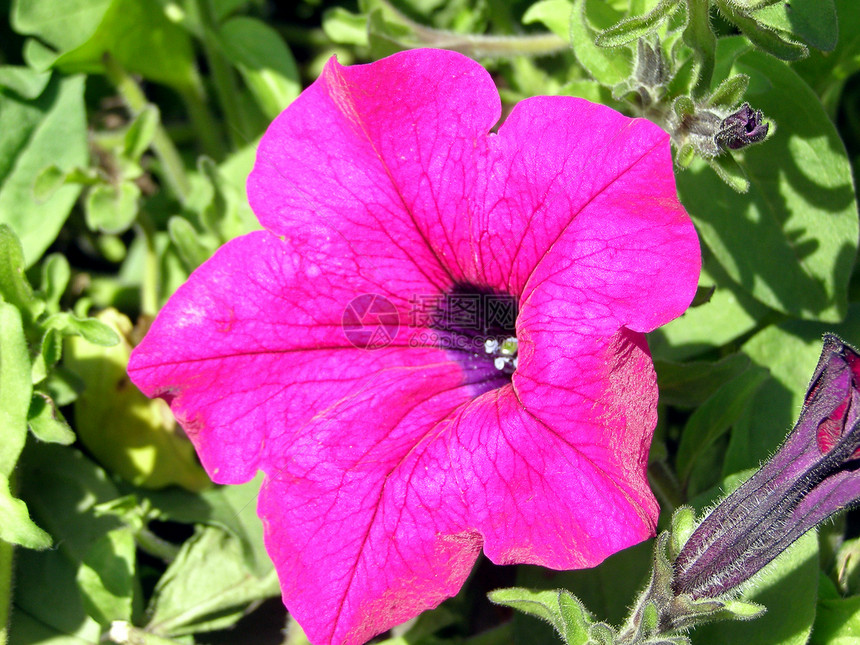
[135,213,159,317]
[193,0,251,149]
[684,0,716,98]
[376,0,568,58]
[135,526,180,563]
[102,55,191,202]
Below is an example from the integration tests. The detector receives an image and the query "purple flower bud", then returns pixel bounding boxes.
[714,103,769,151]
[673,334,860,599]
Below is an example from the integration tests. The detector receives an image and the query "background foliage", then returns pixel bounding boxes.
[1,0,860,643]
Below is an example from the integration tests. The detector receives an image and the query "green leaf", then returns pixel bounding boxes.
[321,7,370,46]
[27,391,75,445]
[12,0,112,52]
[489,587,590,645]
[716,0,808,61]
[123,104,159,160]
[676,364,769,484]
[647,256,770,362]
[0,65,51,99]
[791,0,860,114]
[677,44,858,322]
[140,474,270,576]
[569,0,631,86]
[811,592,860,644]
[517,540,651,628]
[0,473,51,549]
[168,216,215,272]
[38,253,70,314]
[76,528,136,625]
[9,547,102,645]
[707,73,750,109]
[670,506,696,557]
[594,0,681,47]
[0,300,32,478]
[84,181,141,234]
[145,526,280,637]
[725,303,860,473]
[0,225,43,324]
[20,0,200,92]
[44,310,120,345]
[522,0,574,41]
[753,0,837,52]
[217,17,301,119]
[0,74,87,266]
[705,154,749,193]
[655,352,752,408]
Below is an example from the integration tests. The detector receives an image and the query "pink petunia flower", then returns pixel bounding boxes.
[128,49,700,644]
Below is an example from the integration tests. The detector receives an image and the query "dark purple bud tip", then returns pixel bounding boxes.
[714,103,769,151]
[672,335,860,600]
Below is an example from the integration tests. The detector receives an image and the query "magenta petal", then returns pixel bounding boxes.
[258,365,480,645]
[128,231,447,482]
[130,48,702,645]
[248,49,501,288]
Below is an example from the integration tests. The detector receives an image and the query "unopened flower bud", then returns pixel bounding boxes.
[673,334,860,599]
[714,103,769,151]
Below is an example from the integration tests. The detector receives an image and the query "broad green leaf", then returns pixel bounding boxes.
[725,304,860,474]
[0,300,32,478]
[647,257,770,362]
[0,473,51,549]
[0,75,87,267]
[22,0,199,92]
[76,528,136,625]
[9,546,102,645]
[792,0,860,115]
[145,526,280,637]
[140,473,270,576]
[753,0,837,52]
[65,308,210,491]
[655,353,752,408]
[811,585,860,644]
[676,365,769,485]
[18,442,121,562]
[0,65,51,99]
[45,311,120,346]
[569,0,631,86]
[84,181,141,234]
[11,0,112,51]
[217,17,301,119]
[677,45,858,322]
[522,0,573,40]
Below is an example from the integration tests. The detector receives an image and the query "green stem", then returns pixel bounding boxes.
[135,526,180,563]
[193,0,250,149]
[135,212,159,317]
[683,0,716,98]
[377,0,568,58]
[178,82,226,160]
[102,55,191,203]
